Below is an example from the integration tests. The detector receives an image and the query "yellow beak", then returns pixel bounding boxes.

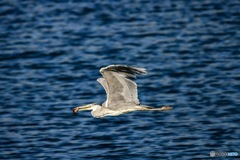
[73,104,92,114]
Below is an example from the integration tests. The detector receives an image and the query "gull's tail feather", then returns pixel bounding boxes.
[140,105,173,111]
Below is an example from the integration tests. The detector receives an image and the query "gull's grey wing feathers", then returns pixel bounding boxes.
[99,65,147,109]
[97,78,108,93]
[112,72,140,105]
[97,78,109,108]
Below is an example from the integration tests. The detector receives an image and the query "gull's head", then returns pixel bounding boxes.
[73,103,100,114]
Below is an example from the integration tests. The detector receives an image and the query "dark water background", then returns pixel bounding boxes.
[1,0,240,159]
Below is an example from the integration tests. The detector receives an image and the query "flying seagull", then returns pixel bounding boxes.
[73,65,172,118]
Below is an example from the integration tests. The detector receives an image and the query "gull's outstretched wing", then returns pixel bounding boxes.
[99,65,147,109]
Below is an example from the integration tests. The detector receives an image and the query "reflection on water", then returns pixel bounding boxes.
[0,0,240,159]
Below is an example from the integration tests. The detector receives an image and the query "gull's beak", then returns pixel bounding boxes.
[73,104,92,114]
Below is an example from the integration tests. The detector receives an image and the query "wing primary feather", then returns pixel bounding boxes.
[100,65,147,77]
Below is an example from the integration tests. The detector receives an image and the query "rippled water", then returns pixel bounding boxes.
[1,0,240,159]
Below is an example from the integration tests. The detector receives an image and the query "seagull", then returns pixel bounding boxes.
[73,65,172,118]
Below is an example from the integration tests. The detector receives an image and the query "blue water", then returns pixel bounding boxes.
[1,0,240,159]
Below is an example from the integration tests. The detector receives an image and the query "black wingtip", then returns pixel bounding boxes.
[102,65,147,75]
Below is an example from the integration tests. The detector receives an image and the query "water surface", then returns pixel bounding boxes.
[0,0,240,159]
